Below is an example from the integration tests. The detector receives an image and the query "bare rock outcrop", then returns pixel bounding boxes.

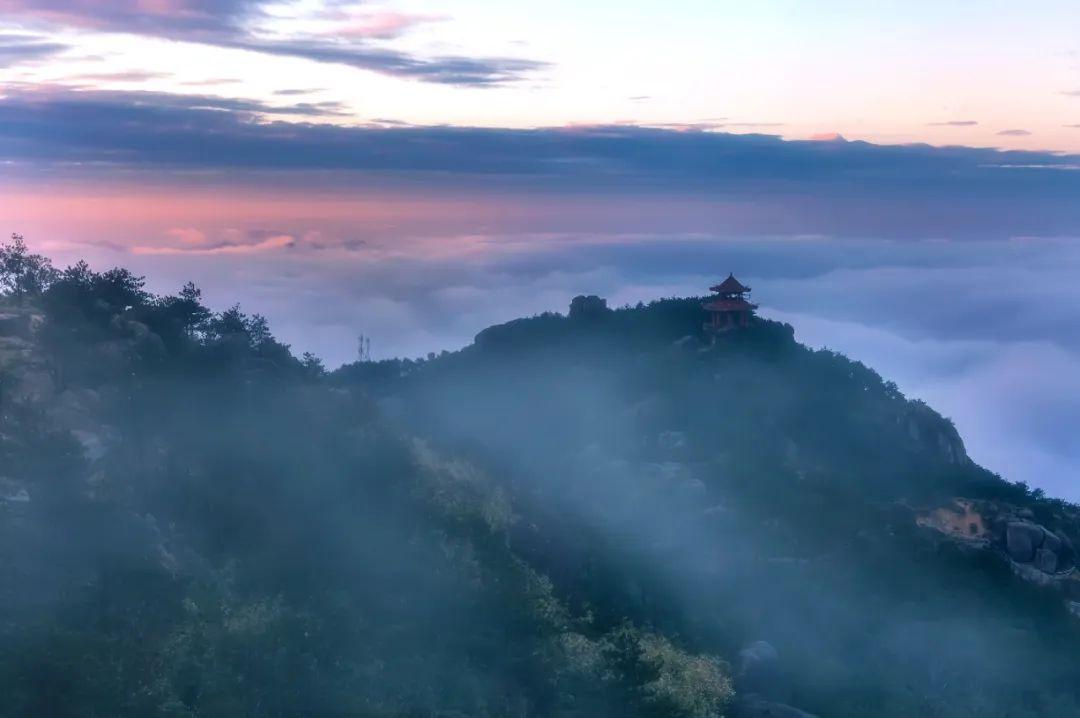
[1005,520,1072,575]
[734,640,821,716]
[738,640,780,693]
[918,499,1080,616]
[904,403,968,465]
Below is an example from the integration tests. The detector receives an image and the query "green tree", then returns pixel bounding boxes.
[0,234,58,300]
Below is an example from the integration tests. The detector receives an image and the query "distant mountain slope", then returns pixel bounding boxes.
[337,296,1080,718]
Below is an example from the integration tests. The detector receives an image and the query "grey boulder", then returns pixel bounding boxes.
[1006,521,1045,563]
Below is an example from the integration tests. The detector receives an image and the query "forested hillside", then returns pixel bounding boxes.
[3,235,1080,717]
[336,296,1080,717]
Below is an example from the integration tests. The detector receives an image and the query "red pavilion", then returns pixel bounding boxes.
[703,274,757,331]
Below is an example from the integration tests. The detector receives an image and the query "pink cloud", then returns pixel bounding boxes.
[166,227,209,245]
[135,229,295,255]
[0,0,246,30]
[323,11,447,40]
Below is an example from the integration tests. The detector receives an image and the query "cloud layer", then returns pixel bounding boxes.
[40,233,1076,498]
[3,85,1080,240]
[3,86,1076,183]
[0,0,544,85]
[0,32,66,66]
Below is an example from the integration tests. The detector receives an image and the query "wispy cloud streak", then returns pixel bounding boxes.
[0,0,545,85]
[0,33,67,67]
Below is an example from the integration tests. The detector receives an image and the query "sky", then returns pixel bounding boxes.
[1,0,1079,496]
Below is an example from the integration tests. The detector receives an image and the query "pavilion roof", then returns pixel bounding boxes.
[710,274,751,294]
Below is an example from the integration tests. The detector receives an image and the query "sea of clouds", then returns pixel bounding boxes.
[48,232,1075,500]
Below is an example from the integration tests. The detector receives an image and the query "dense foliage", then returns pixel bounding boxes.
[3,235,1080,716]
[0,239,729,717]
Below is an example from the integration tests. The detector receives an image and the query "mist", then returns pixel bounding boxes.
[4,231,1080,716]
[339,298,1080,716]
[26,232,1077,499]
